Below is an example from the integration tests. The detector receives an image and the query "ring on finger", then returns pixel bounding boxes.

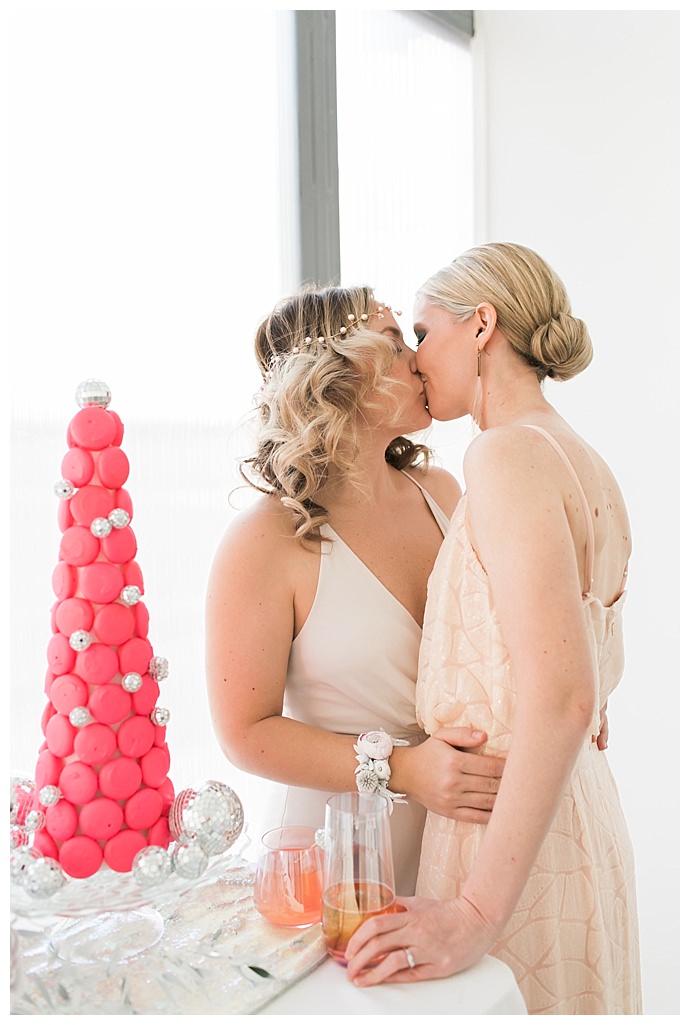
[403,947,415,969]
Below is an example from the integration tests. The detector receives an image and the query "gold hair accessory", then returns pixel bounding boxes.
[291,304,401,354]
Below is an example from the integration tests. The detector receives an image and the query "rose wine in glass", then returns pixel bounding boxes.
[254,827,324,928]
[321,879,396,964]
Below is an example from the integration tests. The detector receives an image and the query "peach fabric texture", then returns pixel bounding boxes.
[415,427,642,1014]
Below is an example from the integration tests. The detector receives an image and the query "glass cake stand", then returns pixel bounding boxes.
[10,845,248,964]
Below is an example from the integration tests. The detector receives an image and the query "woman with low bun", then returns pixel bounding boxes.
[345,244,642,1013]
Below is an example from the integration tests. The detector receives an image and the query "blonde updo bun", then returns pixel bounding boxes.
[417,242,593,383]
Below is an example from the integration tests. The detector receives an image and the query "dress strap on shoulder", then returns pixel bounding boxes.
[399,469,450,537]
[521,425,595,595]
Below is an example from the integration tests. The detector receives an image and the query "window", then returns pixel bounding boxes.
[10,8,474,850]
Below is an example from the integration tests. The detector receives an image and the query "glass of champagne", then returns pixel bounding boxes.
[320,792,397,964]
[253,825,325,928]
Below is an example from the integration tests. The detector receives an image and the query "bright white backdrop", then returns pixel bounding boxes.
[8,5,680,1015]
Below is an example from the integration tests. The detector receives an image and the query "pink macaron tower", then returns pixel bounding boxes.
[31,380,175,879]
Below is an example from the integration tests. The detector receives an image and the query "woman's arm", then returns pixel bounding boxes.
[205,497,505,815]
[345,427,596,982]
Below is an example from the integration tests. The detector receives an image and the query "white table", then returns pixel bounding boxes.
[11,855,526,1015]
[259,954,527,1015]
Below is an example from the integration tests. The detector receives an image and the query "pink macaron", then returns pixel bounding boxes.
[59,525,100,567]
[148,816,172,849]
[140,746,170,788]
[59,761,99,804]
[99,757,142,800]
[79,797,124,840]
[45,714,77,758]
[50,674,89,715]
[61,447,95,488]
[70,484,114,526]
[35,749,62,789]
[52,562,78,600]
[131,674,159,716]
[124,788,163,831]
[117,715,155,758]
[59,835,104,878]
[55,597,94,636]
[45,799,79,841]
[74,722,118,765]
[80,562,125,604]
[93,603,135,646]
[104,829,146,873]
[33,829,59,860]
[97,447,129,489]
[122,560,144,591]
[118,637,154,676]
[69,406,117,451]
[88,683,131,725]
[46,633,76,675]
[101,525,137,564]
[75,644,119,685]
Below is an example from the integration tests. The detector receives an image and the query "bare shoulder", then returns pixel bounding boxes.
[209,493,302,579]
[463,425,546,486]
[406,463,463,517]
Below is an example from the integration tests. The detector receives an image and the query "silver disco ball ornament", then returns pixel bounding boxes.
[132,845,174,887]
[10,846,42,882]
[10,777,35,827]
[10,827,29,850]
[75,379,112,408]
[23,856,67,898]
[168,781,244,857]
[171,838,209,879]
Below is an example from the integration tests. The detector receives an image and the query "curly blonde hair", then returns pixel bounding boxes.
[417,242,593,383]
[241,285,431,542]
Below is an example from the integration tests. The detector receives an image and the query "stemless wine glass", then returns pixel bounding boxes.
[253,825,324,928]
[320,792,397,964]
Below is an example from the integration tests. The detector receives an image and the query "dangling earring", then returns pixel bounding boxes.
[477,349,482,378]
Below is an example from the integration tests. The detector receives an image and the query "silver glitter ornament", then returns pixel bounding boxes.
[39,785,61,807]
[10,777,35,826]
[171,838,209,879]
[76,379,112,409]
[149,656,169,682]
[69,706,91,727]
[54,479,75,499]
[23,856,67,897]
[169,781,244,857]
[90,517,112,538]
[24,810,46,833]
[122,672,143,693]
[69,630,92,651]
[10,827,29,850]
[169,788,197,841]
[10,846,42,881]
[108,508,130,529]
[132,845,174,887]
[150,707,170,727]
[120,585,141,606]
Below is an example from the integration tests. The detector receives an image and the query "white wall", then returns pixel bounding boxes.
[470,10,679,1015]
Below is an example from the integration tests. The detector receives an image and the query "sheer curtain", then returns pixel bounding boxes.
[9,7,297,847]
[336,9,476,479]
[10,7,474,855]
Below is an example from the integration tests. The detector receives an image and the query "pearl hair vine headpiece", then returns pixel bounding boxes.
[290,304,401,354]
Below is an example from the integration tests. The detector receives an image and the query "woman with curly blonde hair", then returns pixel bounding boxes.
[205,284,506,895]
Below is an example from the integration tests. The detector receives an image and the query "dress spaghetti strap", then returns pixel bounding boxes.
[399,469,450,537]
[521,425,595,596]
